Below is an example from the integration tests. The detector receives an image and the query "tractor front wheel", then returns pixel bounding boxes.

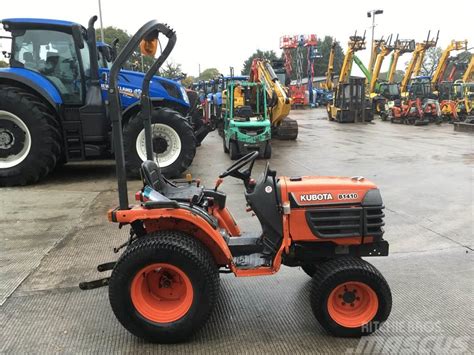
[124,107,196,179]
[310,257,392,337]
[108,231,220,343]
[229,140,239,160]
[0,85,61,186]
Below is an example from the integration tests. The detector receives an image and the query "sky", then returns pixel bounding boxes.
[1,0,472,77]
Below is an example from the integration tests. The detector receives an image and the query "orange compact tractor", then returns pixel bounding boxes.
[80,21,392,343]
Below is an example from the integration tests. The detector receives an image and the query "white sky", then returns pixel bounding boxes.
[1,0,472,77]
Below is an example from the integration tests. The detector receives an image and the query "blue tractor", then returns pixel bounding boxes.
[0,16,205,186]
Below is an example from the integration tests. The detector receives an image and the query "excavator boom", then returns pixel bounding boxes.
[369,35,394,94]
[339,32,366,84]
[431,40,468,86]
[387,39,415,83]
[400,31,438,95]
[249,59,297,139]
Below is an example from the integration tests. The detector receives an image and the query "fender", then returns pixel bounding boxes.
[121,98,190,121]
[0,68,62,109]
[109,206,233,265]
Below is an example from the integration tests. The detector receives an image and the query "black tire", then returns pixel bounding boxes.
[123,107,196,179]
[217,120,224,138]
[229,140,239,160]
[301,258,330,277]
[310,257,392,337]
[222,135,229,153]
[263,141,272,159]
[109,231,220,343]
[0,85,61,186]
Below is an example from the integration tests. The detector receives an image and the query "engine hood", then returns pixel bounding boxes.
[281,176,381,207]
[99,68,189,109]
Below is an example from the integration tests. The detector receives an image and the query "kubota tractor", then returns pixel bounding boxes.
[80,20,392,343]
[0,16,209,187]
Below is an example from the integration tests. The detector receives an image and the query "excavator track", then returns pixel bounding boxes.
[273,117,298,140]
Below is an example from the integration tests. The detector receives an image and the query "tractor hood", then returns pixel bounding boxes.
[99,68,190,109]
[281,176,382,207]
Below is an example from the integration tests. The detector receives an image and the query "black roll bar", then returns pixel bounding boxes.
[108,20,177,210]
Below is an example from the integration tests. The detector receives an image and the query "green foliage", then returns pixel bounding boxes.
[420,47,443,77]
[241,50,279,75]
[379,70,404,83]
[160,62,183,79]
[314,36,344,77]
[198,68,220,81]
[96,26,154,71]
[0,60,8,68]
[181,75,195,88]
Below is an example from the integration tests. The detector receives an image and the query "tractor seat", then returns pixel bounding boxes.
[140,160,203,202]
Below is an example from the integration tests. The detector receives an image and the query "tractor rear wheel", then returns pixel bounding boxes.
[310,257,391,337]
[0,86,61,186]
[109,231,219,343]
[124,107,196,179]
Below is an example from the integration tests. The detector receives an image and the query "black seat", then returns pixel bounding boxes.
[140,160,203,202]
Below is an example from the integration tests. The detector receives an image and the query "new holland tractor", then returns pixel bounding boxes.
[0,16,207,186]
[80,20,392,343]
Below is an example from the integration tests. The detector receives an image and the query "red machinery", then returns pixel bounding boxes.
[280,34,318,107]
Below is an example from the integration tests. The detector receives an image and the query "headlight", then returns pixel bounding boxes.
[180,86,190,104]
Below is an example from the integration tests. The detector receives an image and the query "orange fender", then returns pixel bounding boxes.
[110,206,233,266]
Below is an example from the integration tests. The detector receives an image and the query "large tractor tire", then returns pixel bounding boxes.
[274,117,298,140]
[109,231,220,343]
[123,107,196,179]
[310,257,392,337]
[0,85,61,186]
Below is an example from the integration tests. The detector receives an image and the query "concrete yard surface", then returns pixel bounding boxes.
[1,109,473,353]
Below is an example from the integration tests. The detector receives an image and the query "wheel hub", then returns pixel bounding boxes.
[153,136,168,154]
[136,123,182,168]
[328,281,378,328]
[131,263,193,323]
[0,115,29,164]
[0,130,14,148]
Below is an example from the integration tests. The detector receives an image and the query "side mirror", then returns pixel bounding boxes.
[72,25,84,49]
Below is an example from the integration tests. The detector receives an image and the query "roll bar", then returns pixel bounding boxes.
[108,20,177,209]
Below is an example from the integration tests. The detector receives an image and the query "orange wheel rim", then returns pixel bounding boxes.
[131,263,193,323]
[327,281,378,328]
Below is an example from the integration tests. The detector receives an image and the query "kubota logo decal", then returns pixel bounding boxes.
[300,193,333,202]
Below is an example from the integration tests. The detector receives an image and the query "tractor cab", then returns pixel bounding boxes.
[377,82,400,101]
[4,18,93,105]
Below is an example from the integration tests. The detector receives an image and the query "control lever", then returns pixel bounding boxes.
[214,178,223,191]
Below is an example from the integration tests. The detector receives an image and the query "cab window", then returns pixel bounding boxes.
[12,29,83,104]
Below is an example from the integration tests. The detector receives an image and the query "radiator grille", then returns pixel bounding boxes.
[305,205,384,238]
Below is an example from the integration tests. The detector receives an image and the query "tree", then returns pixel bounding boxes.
[0,60,8,68]
[181,75,195,88]
[160,62,183,79]
[241,50,279,75]
[96,26,154,71]
[314,36,344,78]
[420,47,443,77]
[379,70,404,83]
[198,68,220,81]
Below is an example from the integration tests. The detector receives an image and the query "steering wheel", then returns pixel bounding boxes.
[219,151,259,180]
